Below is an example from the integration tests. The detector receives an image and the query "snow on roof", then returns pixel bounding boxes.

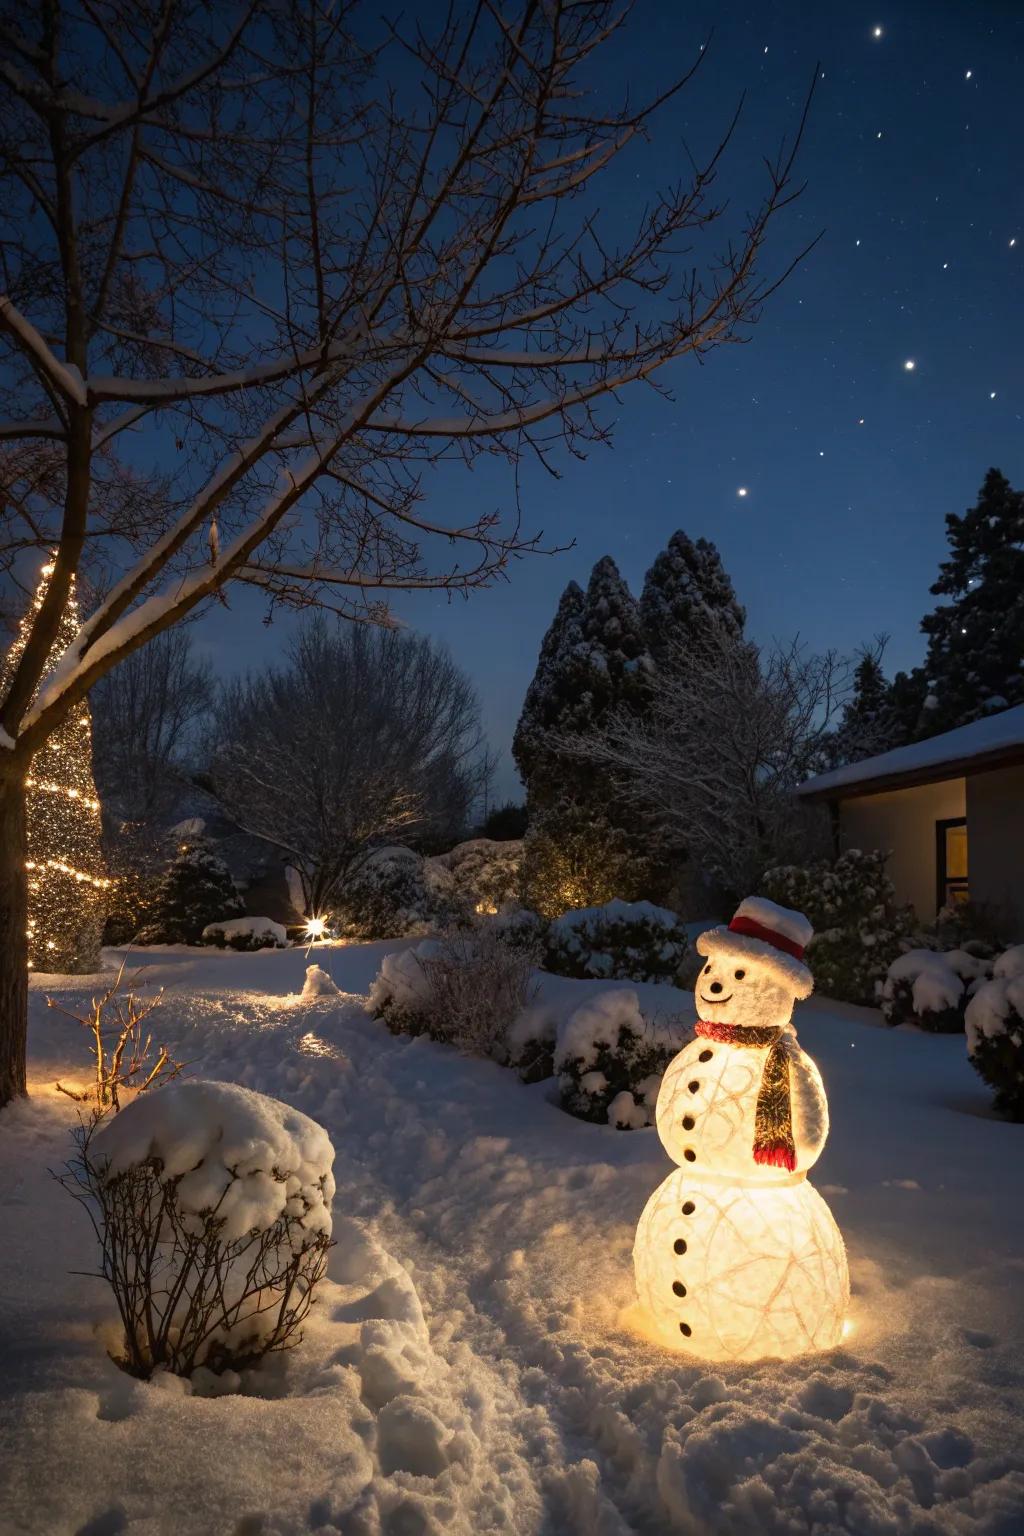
[799,704,1024,800]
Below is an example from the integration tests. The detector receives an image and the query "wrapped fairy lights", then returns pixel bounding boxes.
[4,560,109,972]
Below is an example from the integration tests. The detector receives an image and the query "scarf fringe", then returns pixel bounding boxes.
[753,1141,797,1172]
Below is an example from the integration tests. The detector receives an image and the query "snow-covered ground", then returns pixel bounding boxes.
[2,941,1023,1535]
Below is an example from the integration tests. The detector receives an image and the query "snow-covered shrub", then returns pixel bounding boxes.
[136,835,244,945]
[761,849,912,1005]
[335,846,458,939]
[881,950,971,1032]
[201,915,288,951]
[966,973,1024,1120]
[554,988,688,1128]
[519,805,649,920]
[59,1081,334,1380]
[426,838,524,915]
[493,904,549,953]
[544,899,688,984]
[507,1002,559,1084]
[367,923,540,1059]
[994,944,1024,981]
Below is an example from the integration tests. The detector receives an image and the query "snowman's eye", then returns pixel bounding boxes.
[734,968,746,980]
[703,964,710,974]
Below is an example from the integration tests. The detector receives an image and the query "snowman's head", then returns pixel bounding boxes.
[695,951,796,1030]
[694,896,814,1029]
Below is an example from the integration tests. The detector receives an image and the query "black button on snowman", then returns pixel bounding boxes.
[633,896,849,1361]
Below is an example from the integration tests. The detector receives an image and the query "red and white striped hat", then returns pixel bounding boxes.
[696,896,814,999]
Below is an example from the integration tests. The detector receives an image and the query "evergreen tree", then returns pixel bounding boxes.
[918,468,1024,735]
[514,558,653,911]
[3,560,108,972]
[830,644,904,764]
[512,579,585,794]
[640,530,745,664]
[138,833,244,944]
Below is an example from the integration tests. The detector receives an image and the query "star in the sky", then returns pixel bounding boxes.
[872,25,884,39]
[737,487,748,498]
[903,359,916,371]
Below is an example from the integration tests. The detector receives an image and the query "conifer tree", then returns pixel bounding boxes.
[138,833,244,945]
[515,558,652,912]
[512,580,585,796]
[3,561,108,972]
[640,531,745,665]
[830,643,903,764]
[918,468,1024,735]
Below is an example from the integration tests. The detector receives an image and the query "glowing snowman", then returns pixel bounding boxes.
[633,896,849,1361]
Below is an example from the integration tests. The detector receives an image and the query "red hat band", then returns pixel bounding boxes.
[728,913,806,963]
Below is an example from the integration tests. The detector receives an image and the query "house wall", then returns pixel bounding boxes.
[966,765,1024,930]
[837,776,966,919]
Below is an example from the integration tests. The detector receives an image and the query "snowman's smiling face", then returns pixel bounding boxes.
[696,954,796,1030]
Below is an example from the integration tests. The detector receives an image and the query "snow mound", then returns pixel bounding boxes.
[201,914,288,949]
[301,963,341,999]
[366,939,442,1017]
[92,1080,335,1242]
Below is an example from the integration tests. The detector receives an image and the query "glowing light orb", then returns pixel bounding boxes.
[633,897,849,1362]
[737,487,748,498]
[903,358,916,371]
[304,915,328,941]
[872,25,884,39]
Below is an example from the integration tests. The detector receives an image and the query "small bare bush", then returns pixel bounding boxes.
[56,1082,335,1380]
[51,957,184,1111]
[371,922,540,1060]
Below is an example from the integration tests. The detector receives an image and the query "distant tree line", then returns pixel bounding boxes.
[513,466,1024,911]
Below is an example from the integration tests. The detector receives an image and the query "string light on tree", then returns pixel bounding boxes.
[3,559,108,972]
[633,898,849,1361]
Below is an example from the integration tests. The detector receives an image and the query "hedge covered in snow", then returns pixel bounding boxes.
[550,988,687,1128]
[965,946,1024,1119]
[201,915,288,951]
[543,899,688,984]
[335,847,459,939]
[881,948,991,1032]
[425,838,523,916]
[761,849,912,1005]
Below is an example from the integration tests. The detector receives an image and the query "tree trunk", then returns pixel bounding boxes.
[0,771,28,1109]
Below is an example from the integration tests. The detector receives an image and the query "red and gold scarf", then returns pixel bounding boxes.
[695,1021,796,1172]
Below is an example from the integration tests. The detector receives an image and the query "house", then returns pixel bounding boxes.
[797,705,1024,924]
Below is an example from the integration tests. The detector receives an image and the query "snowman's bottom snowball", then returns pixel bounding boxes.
[633,1171,849,1362]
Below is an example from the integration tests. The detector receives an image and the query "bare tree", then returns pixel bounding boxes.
[205,620,488,915]
[91,628,213,825]
[0,0,813,1104]
[567,630,846,901]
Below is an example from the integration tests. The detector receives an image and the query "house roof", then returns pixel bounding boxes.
[798,704,1024,802]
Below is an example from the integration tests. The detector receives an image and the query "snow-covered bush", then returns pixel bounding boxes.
[368,922,540,1059]
[761,848,912,1005]
[59,1081,334,1380]
[881,950,973,1032]
[335,846,458,939]
[554,988,688,1128]
[493,904,549,953]
[506,1002,559,1084]
[966,972,1024,1120]
[426,838,524,915]
[136,835,245,945]
[544,899,688,984]
[201,915,288,951]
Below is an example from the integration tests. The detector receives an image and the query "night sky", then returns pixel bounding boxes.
[193,1,1024,801]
